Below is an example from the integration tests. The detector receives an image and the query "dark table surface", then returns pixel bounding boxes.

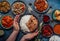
[0,0,60,41]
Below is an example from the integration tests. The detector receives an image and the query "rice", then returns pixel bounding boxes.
[20,15,32,32]
[49,35,60,41]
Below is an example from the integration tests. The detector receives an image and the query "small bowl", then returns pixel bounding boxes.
[53,24,60,35]
[43,15,50,23]
[11,1,27,15]
[41,24,53,37]
[49,35,60,41]
[34,0,49,14]
[52,9,60,21]
[0,1,11,14]
[1,15,13,29]
[0,30,4,36]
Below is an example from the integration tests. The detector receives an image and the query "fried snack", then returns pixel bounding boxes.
[0,1,10,13]
[56,16,60,21]
[55,10,60,17]
[12,2,26,15]
[54,10,60,21]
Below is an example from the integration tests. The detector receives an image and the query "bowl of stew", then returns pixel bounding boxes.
[34,0,49,14]
[1,15,13,29]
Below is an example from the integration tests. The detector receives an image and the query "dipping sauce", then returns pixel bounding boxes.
[12,2,26,15]
[43,15,50,23]
[54,24,60,35]
[0,1,10,13]
[34,0,48,12]
[1,16,13,29]
[42,25,53,37]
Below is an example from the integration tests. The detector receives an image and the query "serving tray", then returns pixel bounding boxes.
[0,0,60,41]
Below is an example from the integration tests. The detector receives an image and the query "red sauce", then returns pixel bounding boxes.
[54,24,60,35]
[43,15,50,23]
[1,16,13,28]
[42,25,53,37]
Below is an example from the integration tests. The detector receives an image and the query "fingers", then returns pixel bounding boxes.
[14,14,20,22]
[15,15,20,19]
[33,31,39,36]
[13,15,19,26]
[35,29,38,32]
[31,31,39,38]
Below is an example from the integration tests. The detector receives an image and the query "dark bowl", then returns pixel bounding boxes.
[19,14,39,34]
[0,1,11,14]
[52,9,60,21]
[0,14,13,29]
[11,1,27,15]
[41,24,53,38]
[0,30,4,37]
[43,15,50,23]
[53,24,60,35]
[33,0,50,14]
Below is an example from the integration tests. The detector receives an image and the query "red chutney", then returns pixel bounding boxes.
[1,16,13,28]
[42,25,53,37]
[34,0,48,12]
[43,15,50,23]
[54,24,60,35]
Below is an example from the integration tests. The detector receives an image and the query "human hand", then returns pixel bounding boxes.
[20,30,39,41]
[13,15,20,32]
